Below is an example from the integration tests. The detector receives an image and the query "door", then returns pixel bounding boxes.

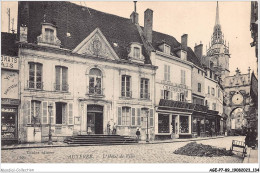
[87,113,95,134]
[95,113,103,134]
[197,120,201,136]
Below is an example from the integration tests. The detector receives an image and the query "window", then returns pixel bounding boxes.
[164,90,170,100]
[45,28,54,43]
[198,83,201,92]
[121,75,131,97]
[158,114,170,133]
[212,103,216,111]
[89,68,102,95]
[181,70,186,84]
[55,66,68,91]
[211,88,215,96]
[210,71,213,79]
[208,86,210,94]
[179,93,185,102]
[205,100,208,106]
[56,102,67,124]
[164,44,171,54]
[180,116,189,133]
[122,107,131,126]
[140,78,149,99]
[29,62,43,89]
[198,69,200,74]
[164,65,171,81]
[31,101,41,124]
[133,47,140,59]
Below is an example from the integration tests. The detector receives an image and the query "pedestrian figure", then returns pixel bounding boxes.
[245,128,251,147]
[136,128,141,142]
[107,121,111,135]
[112,123,117,135]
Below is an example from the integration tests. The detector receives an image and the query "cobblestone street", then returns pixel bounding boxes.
[1,136,244,163]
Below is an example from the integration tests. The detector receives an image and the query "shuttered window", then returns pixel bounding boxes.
[164,65,171,81]
[31,101,41,124]
[137,108,141,126]
[118,107,122,125]
[48,102,54,124]
[150,109,154,127]
[181,70,186,84]
[68,103,73,125]
[42,102,48,124]
[131,108,135,126]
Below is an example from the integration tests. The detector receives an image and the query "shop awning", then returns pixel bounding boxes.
[158,99,207,114]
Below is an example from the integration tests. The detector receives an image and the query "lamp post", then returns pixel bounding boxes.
[48,103,53,145]
[146,110,149,143]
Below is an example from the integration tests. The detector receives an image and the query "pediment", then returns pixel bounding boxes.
[72,28,119,60]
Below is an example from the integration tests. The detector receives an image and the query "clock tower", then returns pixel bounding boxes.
[206,2,230,81]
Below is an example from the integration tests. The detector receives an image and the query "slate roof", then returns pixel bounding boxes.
[1,32,18,56]
[19,1,202,67]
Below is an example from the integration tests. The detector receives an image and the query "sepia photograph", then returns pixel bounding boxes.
[1,0,259,172]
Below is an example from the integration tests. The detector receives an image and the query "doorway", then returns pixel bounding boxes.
[197,120,201,136]
[87,105,103,134]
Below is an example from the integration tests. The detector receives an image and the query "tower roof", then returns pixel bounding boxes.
[215,1,220,26]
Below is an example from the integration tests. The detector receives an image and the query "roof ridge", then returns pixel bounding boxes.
[67,1,133,23]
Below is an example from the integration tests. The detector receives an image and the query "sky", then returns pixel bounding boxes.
[1,1,257,76]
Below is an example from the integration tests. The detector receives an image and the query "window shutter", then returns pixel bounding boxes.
[177,93,180,101]
[184,70,186,84]
[48,102,55,125]
[23,101,31,124]
[149,109,154,127]
[137,108,141,126]
[161,90,164,99]
[56,67,61,90]
[170,91,173,100]
[131,108,135,126]
[168,66,170,81]
[62,104,67,125]
[118,107,122,125]
[68,103,73,125]
[164,65,167,81]
[42,102,48,124]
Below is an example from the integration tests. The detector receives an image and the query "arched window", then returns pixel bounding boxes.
[89,68,102,95]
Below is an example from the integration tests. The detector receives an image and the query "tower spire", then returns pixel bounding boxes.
[215,1,220,26]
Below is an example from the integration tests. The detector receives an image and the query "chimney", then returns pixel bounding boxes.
[144,9,153,43]
[130,12,139,24]
[18,1,29,42]
[130,1,139,24]
[181,34,188,51]
[194,43,203,60]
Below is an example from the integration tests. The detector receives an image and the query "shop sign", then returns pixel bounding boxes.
[161,80,188,92]
[1,98,19,105]
[1,55,19,70]
[1,71,19,99]
[1,108,16,112]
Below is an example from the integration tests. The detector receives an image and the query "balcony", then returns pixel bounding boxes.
[54,83,69,92]
[121,91,132,99]
[140,93,150,100]
[86,86,105,98]
[27,81,43,90]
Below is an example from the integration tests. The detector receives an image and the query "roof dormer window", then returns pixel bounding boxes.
[128,42,144,63]
[164,44,171,54]
[37,23,61,48]
[45,28,54,43]
[134,47,140,59]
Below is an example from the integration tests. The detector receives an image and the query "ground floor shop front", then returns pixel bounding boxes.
[155,99,222,139]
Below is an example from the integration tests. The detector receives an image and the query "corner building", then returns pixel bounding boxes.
[17,1,156,142]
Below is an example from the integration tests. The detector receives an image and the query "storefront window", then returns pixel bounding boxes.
[200,119,205,132]
[192,118,197,132]
[158,114,169,133]
[180,116,189,133]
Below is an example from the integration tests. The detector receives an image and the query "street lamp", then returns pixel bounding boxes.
[146,110,149,143]
[48,103,53,145]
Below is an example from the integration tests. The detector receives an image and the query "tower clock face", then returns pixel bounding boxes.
[232,93,243,105]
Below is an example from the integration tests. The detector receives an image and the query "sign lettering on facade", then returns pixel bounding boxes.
[1,108,16,112]
[1,71,19,99]
[1,55,19,70]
